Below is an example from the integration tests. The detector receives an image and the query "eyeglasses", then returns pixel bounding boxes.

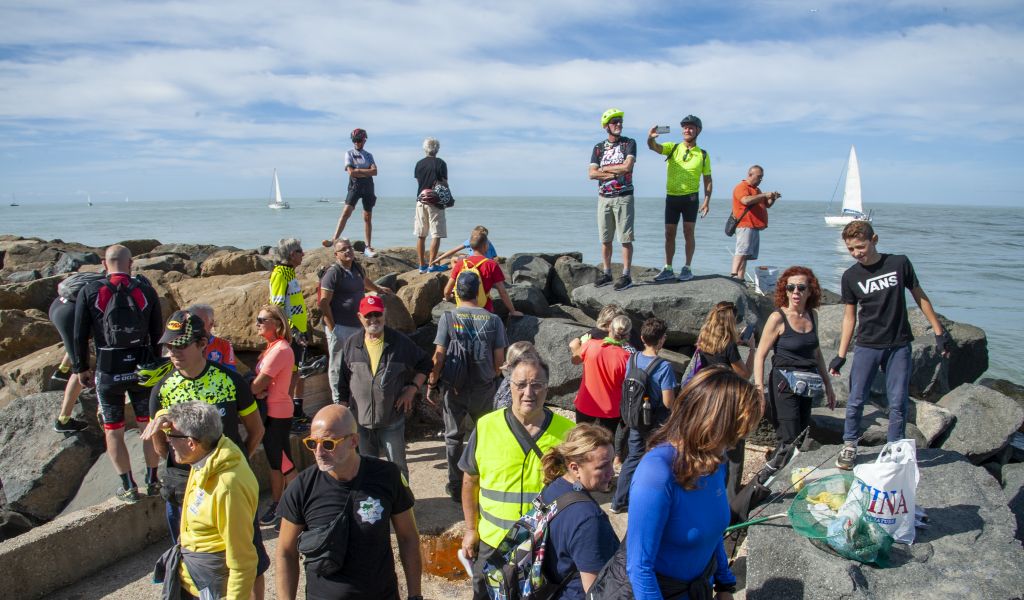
[161,428,191,440]
[362,312,384,320]
[510,380,547,393]
[786,284,808,292]
[607,118,623,125]
[256,316,277,324]
[302,435,353,452]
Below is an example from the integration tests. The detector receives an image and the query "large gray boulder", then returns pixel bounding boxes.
[0,391,104,522]
[133,253,199,276]
[937,384,1024,463]
[571,275,757,346]
[550,256,601,305]
[150,243,236,264]
[506,283,549,316]
[45,250,101,276]
[810,403,927,448]
[979,377,1024,433]
[1001,462,1024,541]
[509,254,553,297]
[746,446,1024,599]
[908,399,955,447]
[506,316,590,409]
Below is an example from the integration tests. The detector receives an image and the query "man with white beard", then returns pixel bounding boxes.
[275,404,423,600]
[337,295,431,482]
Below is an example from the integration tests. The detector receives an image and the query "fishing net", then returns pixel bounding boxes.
[788,473,893,566]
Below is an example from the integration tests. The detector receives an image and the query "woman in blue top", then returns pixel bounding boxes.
[627,367,762,600]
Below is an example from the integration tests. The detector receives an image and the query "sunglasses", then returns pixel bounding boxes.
[302,435,354,452]
[786,284,809,292]
[608,118,623,125]
[256,316,277,324]
[161,428,191,440]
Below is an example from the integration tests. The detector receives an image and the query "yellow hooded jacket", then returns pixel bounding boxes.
[179,435,259,600]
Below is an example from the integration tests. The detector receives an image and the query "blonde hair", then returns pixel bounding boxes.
[258,304,293,343]
[595,304,626,331]
[541,424,614,484]
[696,301,739,355]
[609,315,631,341]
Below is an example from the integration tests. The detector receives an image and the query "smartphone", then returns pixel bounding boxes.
[740,323,755,343]
[655,125,670,134]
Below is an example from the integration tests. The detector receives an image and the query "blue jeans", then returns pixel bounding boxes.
[359,418,408,482]
[443,381,497,488]
[611,428,647,510]
[843,344,912,443]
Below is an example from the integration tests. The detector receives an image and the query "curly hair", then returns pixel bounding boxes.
[696,301,739,355]
[647,366,763,490]
[773,266,822,310]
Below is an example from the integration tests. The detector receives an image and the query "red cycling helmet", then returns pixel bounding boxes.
[351,128,367,142]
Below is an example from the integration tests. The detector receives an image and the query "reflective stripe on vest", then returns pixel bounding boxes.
[473,408,574,547]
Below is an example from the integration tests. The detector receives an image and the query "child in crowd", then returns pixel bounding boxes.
[830,221,951,470]
[430,225,497,266]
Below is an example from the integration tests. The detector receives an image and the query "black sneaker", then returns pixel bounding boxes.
[594,272,613,287]
[50,370,70,384]
[260,501,280,525]
[146,481,162,497]
[836,442,858,471]
[116,487,140,504]
[445,482,462,504]
[612,275,633,291]
[53,417,88,433]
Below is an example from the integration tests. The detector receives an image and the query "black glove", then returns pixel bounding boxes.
[935,331,952,355]
[829,356,846,373]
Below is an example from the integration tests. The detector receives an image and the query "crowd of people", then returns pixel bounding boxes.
[41,120,955,598]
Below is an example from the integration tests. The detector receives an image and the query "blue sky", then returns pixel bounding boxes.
[1,0,1022,206]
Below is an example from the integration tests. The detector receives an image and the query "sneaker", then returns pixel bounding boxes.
[677,266,694,281]
[445,482,462,504]
[53,417,88,433]
[836,442,858,470]
[364,247,377,258]
[609,504,627,514]
[428,264,450,273]
[418,264,429,274]
[260,502,279,525]
[298,355,328,379]
[612,275,633,291]
[116,487,140,504]
[653,267,676,282]
[594,272,612,287]
[146,481,162,497]
[50,370,70,384]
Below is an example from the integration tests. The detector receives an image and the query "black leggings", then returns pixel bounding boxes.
[768,368,813,446]
[48,298,75,353]
[263,416,294,473]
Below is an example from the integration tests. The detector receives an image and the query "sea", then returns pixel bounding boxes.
[2,197,1021,383]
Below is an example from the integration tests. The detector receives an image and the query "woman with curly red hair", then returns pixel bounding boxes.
[754,266,836,460]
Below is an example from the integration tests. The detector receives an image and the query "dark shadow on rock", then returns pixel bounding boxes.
[413,496,465,535]
[914,504,984,543]
[747,576,805,599]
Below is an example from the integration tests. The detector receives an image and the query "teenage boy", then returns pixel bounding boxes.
[830,221,952,470]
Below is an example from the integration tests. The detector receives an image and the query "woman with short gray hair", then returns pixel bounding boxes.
[414,138,450,272]
[167,401,223,449]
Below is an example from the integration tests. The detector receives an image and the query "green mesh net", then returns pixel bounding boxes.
[788,473,894,566]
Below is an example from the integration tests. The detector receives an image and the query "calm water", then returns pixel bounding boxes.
[2,197,1021,382]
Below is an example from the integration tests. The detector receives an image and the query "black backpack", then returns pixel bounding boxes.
[440,310,493,393]
[620,354,665,430]
[101,279,147,348]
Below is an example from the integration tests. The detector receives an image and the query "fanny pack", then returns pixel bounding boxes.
[297,493,354,576]
[776,368,825,399]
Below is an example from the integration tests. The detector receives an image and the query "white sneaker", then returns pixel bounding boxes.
[363,247,377,258]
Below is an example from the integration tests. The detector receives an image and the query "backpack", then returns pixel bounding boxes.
[440,311,469,392]
[440,310,494,393]
[101,279,148,348]
[679,349,705,388]
[482,490,592,600]
[620,354,665,430]
[455,257,491,308]
[57,272,105,302]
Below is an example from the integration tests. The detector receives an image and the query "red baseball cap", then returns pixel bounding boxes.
[358,295,385,316]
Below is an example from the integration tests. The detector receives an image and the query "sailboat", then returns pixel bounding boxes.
[268,169,290,210]
[824,146,872,226]
[87,193,93,207]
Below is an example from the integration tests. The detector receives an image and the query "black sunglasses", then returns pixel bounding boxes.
[786,284,808,292]
[256,316,277,324]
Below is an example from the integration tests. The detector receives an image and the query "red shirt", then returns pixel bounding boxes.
[204,335,237,370]
[574,338,630,419]
[449,255,505,313]
[732,180,768,229]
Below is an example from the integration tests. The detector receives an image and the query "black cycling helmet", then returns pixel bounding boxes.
[351,128,367,142]
[680,115,703,132]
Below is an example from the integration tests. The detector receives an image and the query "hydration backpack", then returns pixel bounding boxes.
[101,280,147,348]
[57,272,105,302]
[482,490,592,600]
[620,354,665,430]
[455,257,491,308]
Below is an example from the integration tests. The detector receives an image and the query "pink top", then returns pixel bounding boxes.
[256,338,294,419]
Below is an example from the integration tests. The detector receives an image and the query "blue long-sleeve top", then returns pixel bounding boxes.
[626,443,736,599]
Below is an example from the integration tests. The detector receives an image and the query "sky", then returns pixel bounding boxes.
[1,0,1023,206]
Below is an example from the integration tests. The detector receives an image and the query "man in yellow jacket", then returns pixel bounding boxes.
[149,401,259,600]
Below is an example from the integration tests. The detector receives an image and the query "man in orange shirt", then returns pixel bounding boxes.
[731,165,780,279]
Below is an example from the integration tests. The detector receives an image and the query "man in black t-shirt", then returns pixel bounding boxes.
[588,108,637,291]
[276,404,422,600]
[830,222,951,470]
[413,136,450,272]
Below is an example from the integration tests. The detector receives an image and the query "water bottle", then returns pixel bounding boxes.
[641,397,652,427]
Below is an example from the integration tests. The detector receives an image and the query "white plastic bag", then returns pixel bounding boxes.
[850,439,920,544]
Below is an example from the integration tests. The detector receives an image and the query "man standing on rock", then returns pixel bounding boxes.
[428,271,508,502]
[413,136,450,273]
[730,165,780,280]
[647,114,713,282]
[269,238,309,430]
[338,295,431,482]
[276,404,423,600]
[326,128,379,257]
[588,108,636,291]
[72,244,163,503]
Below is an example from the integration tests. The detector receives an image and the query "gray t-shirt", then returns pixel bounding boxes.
[320,263,365,328]
[434,307,508,385]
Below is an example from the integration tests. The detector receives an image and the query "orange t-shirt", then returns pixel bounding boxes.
[256,339,294,418]
[204,336,237,370]
[574,338,630,419]
[732,180,768,229]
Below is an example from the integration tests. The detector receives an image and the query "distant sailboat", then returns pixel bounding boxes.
[824,146,872,226]
[268,169,290,210]
[87,193,93,207]
[9,193,18,207]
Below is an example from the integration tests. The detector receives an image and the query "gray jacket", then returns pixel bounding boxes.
[339,326,431,429]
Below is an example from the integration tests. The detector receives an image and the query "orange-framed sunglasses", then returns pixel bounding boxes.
[301,434,354,452]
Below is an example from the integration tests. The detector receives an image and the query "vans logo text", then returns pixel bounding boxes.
[857,272,898,294]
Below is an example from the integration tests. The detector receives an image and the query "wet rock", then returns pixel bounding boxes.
[506,316,590,409]
[937,383,1024,463]
[506,283,549,316]
[0,275,62,312]
[0,309,61,365]
[0,344,66,410]
[1001,462,1024,541]
[746,446,1024,599]
[375,272,399,291]
[199,250,273,277]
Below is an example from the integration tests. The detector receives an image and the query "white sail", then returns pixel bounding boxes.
[268,169,290,209]
[842,146,863,214]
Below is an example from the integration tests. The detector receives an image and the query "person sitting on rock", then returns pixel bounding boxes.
[186,303,237,371]
[443,229,521,317]
[431,225,498,267]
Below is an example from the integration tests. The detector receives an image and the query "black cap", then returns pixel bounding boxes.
[158,310,206,347]
[456,271,481,302]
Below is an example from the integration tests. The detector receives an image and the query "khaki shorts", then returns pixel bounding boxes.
[735,227,760,259]
[414,201,447,239]
[597,194,635,244]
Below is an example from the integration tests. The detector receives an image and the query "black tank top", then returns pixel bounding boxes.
[772,308,819,370]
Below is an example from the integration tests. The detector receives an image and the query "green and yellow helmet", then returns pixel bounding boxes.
[601,108,625,128]
[135,357,173,387]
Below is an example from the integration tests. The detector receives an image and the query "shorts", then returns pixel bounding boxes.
[665,192,700,225]
[597,194,635,244]
[735,227,761,259]
[344,182,376,211]
[96,371,150,430]
[263,416,295,473]
[414,201,448,239]
[48,298,75,352]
